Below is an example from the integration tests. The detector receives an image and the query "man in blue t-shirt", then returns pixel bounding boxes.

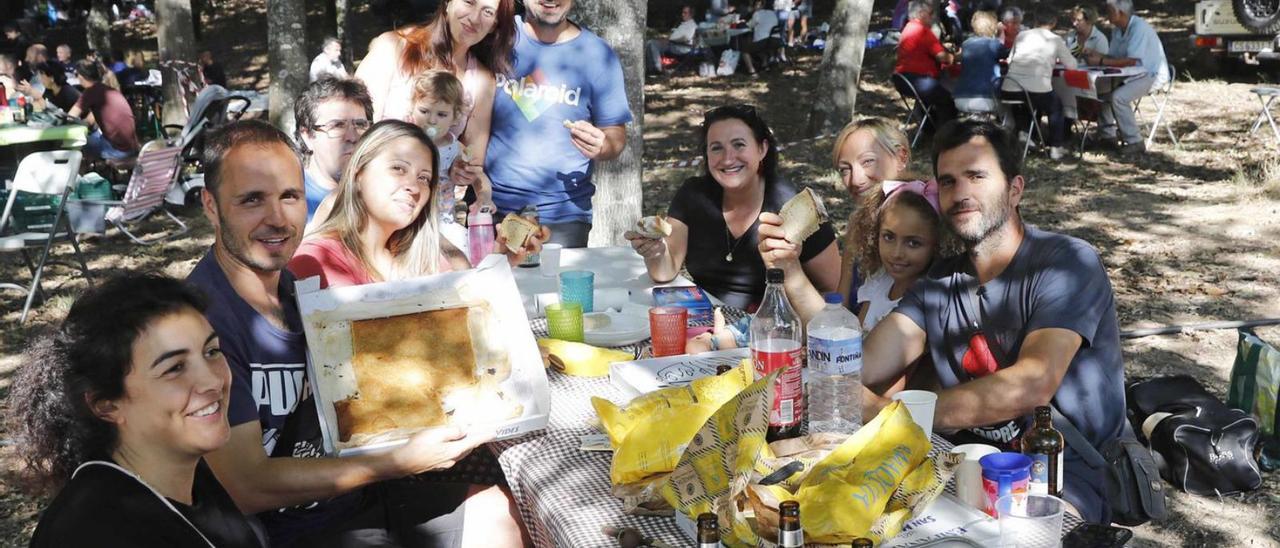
[485,0,633,247]
[293,77,373,223]
[861,119,1126,524]
[188,120,512,548]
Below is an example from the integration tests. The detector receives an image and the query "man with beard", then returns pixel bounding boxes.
[485,0,631,247]
[858,119,1125,524]
[187,120,523,548]
[757,119,1121,522]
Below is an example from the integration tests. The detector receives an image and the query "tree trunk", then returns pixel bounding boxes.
[572,0,646,247]
[268,0,309,136]
[87,0,113,58]
[335,0,350,62]
[806,0,875,136]
[157,0,200,128]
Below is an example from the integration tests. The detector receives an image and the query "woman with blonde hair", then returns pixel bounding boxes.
[953,11,1008,114]
[292,119,542,289]
[757,117,933,323]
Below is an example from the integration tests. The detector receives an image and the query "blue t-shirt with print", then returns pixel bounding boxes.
[485,18,633,224]
[186,250,358,546]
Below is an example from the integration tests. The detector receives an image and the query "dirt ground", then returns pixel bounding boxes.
[2,0,1280,546]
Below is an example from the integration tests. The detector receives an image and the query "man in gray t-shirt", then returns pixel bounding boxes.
[862,119,1125,524]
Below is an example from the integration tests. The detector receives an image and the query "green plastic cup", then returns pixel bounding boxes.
[546,302,584,342]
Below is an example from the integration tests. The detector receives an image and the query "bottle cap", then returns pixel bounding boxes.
[765,268,784,283]
[697,512,718,526]
[823,292,842,304]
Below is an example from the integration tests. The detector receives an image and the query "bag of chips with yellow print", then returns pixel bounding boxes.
[596,361,755,485]
[660,372,776,548]
[868,450,963,544]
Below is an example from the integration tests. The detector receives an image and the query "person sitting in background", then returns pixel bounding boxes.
[625,104,840,311]
[1002,11,1076,160]
[1066,5,1109,62]
[738,0,781,75]
[309,37,348,83]
[116,50,149,90]
[645,5,700,75]
[55,43,79,86]
[200,50,228,88]
[893,0,958,131]
[9,274,263,548]
[293,77,373,224]
[16,43,48,83]
[952,10,1007,114]
[999,6,1024,50]
[1085,0,1168,156]
[69,59,139,160]
[16,61,81,112]
[0,54,17,95]
[706,0,735,22]
[1,22,27,64]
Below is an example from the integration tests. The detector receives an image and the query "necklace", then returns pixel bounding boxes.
[724,225,745,262]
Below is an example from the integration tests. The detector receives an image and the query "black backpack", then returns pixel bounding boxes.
[1127,375,1263,496]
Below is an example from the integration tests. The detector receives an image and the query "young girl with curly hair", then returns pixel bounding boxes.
[849,180,959,330]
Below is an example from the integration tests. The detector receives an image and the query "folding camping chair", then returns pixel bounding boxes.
[81,140,189,245]
[892,72,936,149]
[0,150,91,323]
[999,77,1046,163]
[1135,63,1180,148]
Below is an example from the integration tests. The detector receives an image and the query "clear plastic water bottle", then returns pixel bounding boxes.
[806,292,863,435]
[750,268,805,442]
[467,205,495,267]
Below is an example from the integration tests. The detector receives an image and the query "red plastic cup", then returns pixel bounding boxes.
[648,306,689,357]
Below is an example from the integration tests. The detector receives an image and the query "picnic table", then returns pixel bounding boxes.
[496,247,1086,547]
[699,23,752,48]
[1052,65,1148,120]
[0,122,89,148]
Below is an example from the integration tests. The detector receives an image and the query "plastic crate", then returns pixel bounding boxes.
[0,189,62,233]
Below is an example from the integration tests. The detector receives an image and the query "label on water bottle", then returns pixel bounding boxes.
[753,339,804,428]
[807,331,862,375]
[1028,452,1063,495]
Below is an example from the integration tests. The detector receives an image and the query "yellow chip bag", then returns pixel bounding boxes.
[594,361,754,484]
[793,400,931,544]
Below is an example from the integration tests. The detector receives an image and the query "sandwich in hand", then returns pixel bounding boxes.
[778,187,828,244]
[633,214,673,240]
[498,213,540,253]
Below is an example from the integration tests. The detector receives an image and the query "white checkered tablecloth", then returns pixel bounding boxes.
[493,319,1084,547]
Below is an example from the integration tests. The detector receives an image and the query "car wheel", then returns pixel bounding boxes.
[1233,0,1280,33]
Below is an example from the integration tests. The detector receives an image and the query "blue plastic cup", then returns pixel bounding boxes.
[979,452,1033,517]
[558,270,595,313]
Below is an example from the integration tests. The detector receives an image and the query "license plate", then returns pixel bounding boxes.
[1229,40,1273,53]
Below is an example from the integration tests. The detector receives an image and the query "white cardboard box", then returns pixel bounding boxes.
[608,348,751,401]
[296,255,550,456]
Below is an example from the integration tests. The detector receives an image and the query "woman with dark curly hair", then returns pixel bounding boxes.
[8,274,262,548]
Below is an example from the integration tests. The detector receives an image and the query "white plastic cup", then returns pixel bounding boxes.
[996,493,1065,548]
[892,390,938,439]
[540,244,563,277]
[951,443,1001,510]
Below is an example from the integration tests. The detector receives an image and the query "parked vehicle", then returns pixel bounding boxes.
[1193,0,1280,66]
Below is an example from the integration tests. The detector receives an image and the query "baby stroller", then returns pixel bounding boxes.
[161,85,252,208]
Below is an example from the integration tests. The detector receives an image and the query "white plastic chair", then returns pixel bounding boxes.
[0,150,91,323]
[1135,63,1180,148]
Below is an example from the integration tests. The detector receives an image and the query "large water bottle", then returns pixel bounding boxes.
[467,206,495,267]
[806,292,863,435]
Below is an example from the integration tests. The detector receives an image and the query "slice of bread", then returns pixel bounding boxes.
[498,213,539,252]
[778,187,828,244]
[634,214,673,239]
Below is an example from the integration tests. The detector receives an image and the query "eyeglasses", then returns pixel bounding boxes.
[311,118,371,137]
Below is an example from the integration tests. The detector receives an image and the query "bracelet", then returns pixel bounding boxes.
[708,333,720,351]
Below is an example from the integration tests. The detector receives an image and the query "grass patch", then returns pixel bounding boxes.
[1233,156,1280,201]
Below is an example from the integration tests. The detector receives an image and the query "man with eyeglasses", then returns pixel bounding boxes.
[294,77,373,222]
